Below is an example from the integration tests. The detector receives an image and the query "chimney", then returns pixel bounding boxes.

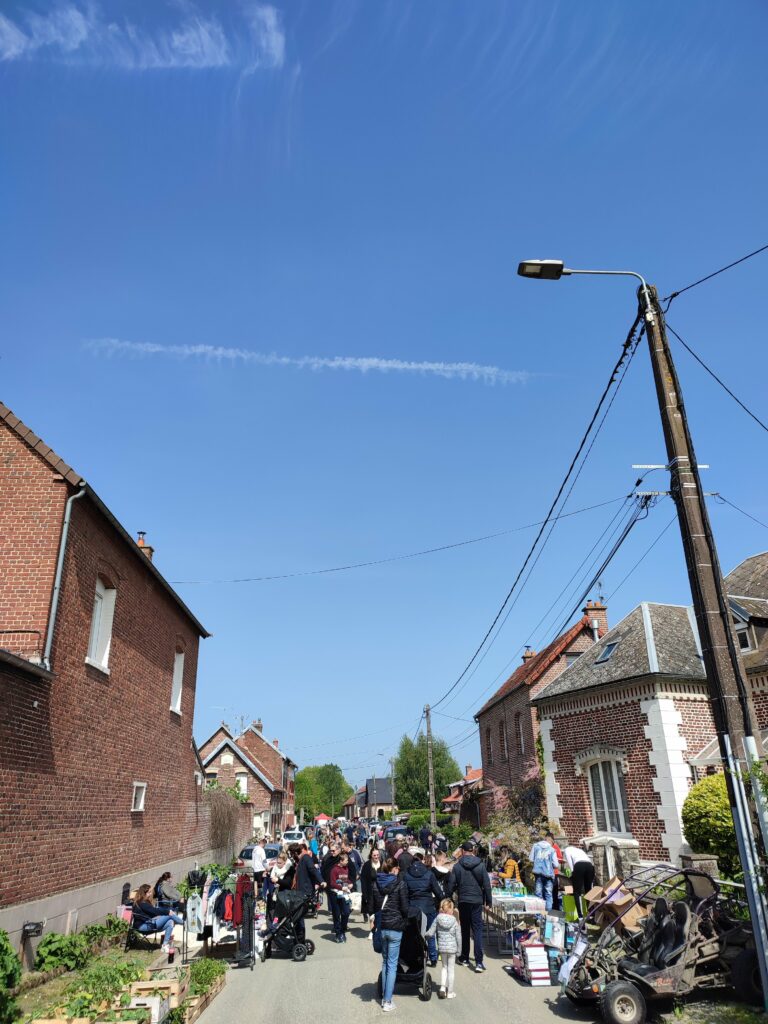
[252,719,263,733]
[465,765,472,776]
[582,600,608,641]
[136,531,155,562]
[272,739,279,748]
[522,646,536,662]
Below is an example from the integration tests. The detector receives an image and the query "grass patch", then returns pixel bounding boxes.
[661,1001,764,1024]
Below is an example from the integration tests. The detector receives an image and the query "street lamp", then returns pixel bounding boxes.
[519,258,768,1003]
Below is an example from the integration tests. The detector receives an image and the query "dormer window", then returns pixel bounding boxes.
[732,615,753,653]
[595,641,619,664]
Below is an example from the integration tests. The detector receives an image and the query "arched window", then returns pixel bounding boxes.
[515,712,525,755]
[498,720,508,760]
[485,726,493,765]
[587,759,631,834]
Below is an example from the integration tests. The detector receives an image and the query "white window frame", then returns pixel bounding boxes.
[132,782,147,813]
[235,772,248,797]
[170,651,185,714]
[587,759,631,835]
[86,578,116,672]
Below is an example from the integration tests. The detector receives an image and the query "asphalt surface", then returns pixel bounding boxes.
[196,906,592,1024]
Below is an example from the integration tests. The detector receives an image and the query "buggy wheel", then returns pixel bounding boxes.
[376,972,383,1001]
[420,971,433,1001]
[259,946,266,963]
[292,943,308,962]
[599,980,646,1024]
[305,939,315,956]
[732,948,763,1006]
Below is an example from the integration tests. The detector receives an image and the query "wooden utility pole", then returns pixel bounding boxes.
[640,284,768,995]
[425,704,437,830]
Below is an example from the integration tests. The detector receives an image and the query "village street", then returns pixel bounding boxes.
[196,910,583,1024]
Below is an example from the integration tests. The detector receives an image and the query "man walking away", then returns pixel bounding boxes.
[295,843,325,942]
[529,834,559,911]
[563,841,595,918]
[448,840,492,972]
[252,838,268,897]
[404,849,443,966]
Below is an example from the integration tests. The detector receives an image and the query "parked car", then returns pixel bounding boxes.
[236,842,281,871]
[281,828,307,849]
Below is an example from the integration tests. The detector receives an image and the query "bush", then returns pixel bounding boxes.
[443,822,474,851]
[61,958,146,1019]
[0,929,21,1024]
[34,932,91,972]
[189,957,227,995]
[682,773,739,879]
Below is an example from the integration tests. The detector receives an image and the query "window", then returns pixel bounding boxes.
[485,726,493,765]
[132,782,147,812]
[595,641,619,664]
[565,652,582,666]
[588,760,630,833]
[205,770,218,782]
[516,712,525,755]
[732,618,752,652]
[86,578,116,671]
[498,720,508,760]
[235,772,248,796]
[170,651,185,714]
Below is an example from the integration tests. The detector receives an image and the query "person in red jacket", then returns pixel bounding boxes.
[328,852,353,943]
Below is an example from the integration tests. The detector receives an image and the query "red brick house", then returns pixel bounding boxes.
[199,719,297,835]
[441,765,483,826]
[531,556,768,874]
[474,601,608,806]
[0,402,251,949]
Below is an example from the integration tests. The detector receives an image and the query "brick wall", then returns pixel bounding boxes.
[543,694,666,861]
[477,628,598,791]
[0,438,220,908]
[201,745,271,816]
[0,423,67,659]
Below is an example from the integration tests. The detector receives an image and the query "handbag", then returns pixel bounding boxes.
[371,896,388,954]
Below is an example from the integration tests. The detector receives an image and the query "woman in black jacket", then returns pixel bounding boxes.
[372,858,410,1012]
[360,848,382,922]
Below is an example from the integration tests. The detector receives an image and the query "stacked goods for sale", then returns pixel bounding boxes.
[584,877,646,935]
[521,941,552,986]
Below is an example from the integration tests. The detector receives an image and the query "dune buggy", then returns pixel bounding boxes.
[561,864,761,1024]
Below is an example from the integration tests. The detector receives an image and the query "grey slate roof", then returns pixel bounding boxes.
[365,777,393,805]
[724,552,768,601]
[532,603,706,703]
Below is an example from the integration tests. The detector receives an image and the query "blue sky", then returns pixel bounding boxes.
[2,0,767,788]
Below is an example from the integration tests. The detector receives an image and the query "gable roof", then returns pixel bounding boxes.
[201,737,275,792]
[725,552,768,601]
[533,602,706,704]
[244,726,298,768]
[364,777,393,805]
[475,614,596,718]
[0,401,210,638]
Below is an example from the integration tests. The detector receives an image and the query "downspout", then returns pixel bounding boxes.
[43,484,87,670]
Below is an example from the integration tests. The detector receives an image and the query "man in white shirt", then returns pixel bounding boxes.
[252,838,269,896]
[563,843,594,917]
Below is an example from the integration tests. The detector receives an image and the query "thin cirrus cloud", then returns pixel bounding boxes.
[87,338,530,387]
[0,2,285,71]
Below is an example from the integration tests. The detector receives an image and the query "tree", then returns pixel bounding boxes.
[393,734,461,811]
[295,764,353,818]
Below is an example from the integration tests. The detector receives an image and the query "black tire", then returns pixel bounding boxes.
[305,939,315,956]
[376,972,383,1000]
[292,943,308,963]
[421,971,433,1001]
[599,980,646,1024]
[732,948,763,1006]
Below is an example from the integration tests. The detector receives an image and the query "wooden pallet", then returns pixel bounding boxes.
[130,974,190,1008]
[182,974,226,1024]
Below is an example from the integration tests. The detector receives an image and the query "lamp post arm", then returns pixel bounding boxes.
[564,268,651,309]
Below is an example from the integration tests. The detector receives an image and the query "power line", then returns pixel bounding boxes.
[606,515,677,600]
[170,495,628,585]
[662,242,768,308]
[666,321,768,436]
[430,312,644,712]
[715,496,768,532]
[432,710,474,723]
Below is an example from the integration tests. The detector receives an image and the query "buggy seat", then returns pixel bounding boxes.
[619,901,691,979]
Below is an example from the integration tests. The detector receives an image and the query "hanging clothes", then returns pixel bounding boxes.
[236,888,255,962]
[234,873,251,927]
[186,892,204,934]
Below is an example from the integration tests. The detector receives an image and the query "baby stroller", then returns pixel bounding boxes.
[376,911,433,1001]
[260,890,316,963]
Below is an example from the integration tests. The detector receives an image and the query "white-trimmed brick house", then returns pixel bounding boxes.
[532,552,768,870]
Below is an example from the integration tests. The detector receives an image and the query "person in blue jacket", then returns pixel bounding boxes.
[404,850,444,966]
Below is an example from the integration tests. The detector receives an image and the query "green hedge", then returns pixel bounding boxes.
[681,773,739,879]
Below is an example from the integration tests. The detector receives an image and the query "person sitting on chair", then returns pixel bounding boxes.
[132,884,183,952]
[153,872,184,912]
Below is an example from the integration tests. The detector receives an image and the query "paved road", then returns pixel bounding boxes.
[197,907,591,1024]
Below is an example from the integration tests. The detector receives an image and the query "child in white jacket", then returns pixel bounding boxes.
[426,898,462,998]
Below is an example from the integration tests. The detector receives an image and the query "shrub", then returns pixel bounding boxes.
[34,932,91,972]
[189,957,227,995]
[682,773,739,879]
[0,929,21,1024]
[443,822,474,851]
